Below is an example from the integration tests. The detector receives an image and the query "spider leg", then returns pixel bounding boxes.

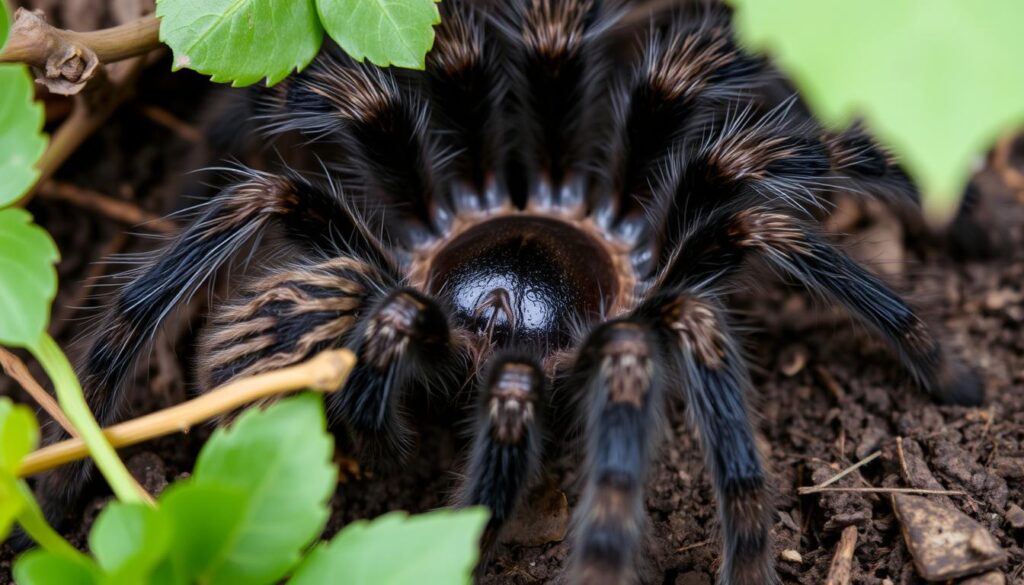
[569,319,665,585]
[454,353,544,551]
[661,207,983,406]
[333,288,465,463]
[34,172,389,523]
[635,292,776,585]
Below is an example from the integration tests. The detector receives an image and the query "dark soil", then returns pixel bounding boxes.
[2,60,1024,585]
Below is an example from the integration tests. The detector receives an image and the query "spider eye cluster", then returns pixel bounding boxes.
[428,216,620,348]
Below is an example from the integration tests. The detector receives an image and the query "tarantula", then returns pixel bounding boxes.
[37,1,983,583]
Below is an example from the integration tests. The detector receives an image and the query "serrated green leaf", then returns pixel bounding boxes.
[89,502,171,583]
[156,0,324,86]
[0,64,48,207]
[0,208,60,348]
[0,398,39,474]
[731,0,1024,221]
[13,550,102,585]
[317,0,440,69]
[289,508,489,585]
[173,394,336,584]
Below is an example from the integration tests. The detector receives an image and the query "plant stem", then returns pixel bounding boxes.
[30,334,148,504]
[9,480,84,560]
[19,349,357,478]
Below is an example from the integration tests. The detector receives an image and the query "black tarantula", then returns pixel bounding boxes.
[38,1,984,583]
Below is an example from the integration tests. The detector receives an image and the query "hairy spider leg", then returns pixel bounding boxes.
[333,288,465,463]
[30,172,391,537]
[636,292,777,585]
[568,320,666,585]
[455,353,545,552]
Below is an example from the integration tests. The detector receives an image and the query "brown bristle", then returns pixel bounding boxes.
[728,209,812,257]
[523,0,593,59]
[430,3,481,75]
[661,295,726,369]
[647,26,737,102]
[305,62,395,123]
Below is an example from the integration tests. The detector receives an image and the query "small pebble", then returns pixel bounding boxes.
[1004,503,1024,529]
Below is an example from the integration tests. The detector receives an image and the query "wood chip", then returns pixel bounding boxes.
[781,549,803,564]
[825,525,858,585]
[892,494,1007,581]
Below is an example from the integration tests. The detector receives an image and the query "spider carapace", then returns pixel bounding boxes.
[38,1,983,584]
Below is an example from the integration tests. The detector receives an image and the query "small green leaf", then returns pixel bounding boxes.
[0,398,39,474]
[177,394,336,584]
[289,508,489,585]
[0,64,48,207]
[0,476,24,541]
[12,550,101,585]
[0,209,60,348]
[317,0,440,69]
[731,0,1024,220]
[89,502,171,583]
[155,0,324,86]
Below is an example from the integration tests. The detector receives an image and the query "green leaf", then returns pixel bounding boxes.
[156,481,248,584]
[0,64,48,207]
[0,398,39,474]
[13,550,101,585]
[89,502,171,583]
[0,208,60,348]
[177,394,336,584]
[289,508,489,585]
[1,0,10,52]
[155,0,324,86]
[0,476,24,541]
[317,0,440,69]
[731,0,1024,220]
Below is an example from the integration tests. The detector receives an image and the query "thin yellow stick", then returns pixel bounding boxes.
[18,349,356,478]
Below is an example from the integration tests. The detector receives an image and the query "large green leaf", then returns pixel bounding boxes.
[1,0,10,51]
[317,0,440,69]
[12,550,101,585]
[289,508,489,585]
[89,502,172,583]
[155,481,249,584]
[156,0,324,86]
[0,208,60,348]
[176,394,336,584]
[731,0,1024,220]
[0,64,48,207]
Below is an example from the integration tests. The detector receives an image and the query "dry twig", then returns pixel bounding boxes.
[38,180,178,233]
[18,349,357,477]
[799,487,967,496]
[0,348,78,437]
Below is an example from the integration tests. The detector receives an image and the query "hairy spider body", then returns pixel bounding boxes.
[37,1,983,583]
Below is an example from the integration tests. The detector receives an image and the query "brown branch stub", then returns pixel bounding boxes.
[0,9,161,95]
